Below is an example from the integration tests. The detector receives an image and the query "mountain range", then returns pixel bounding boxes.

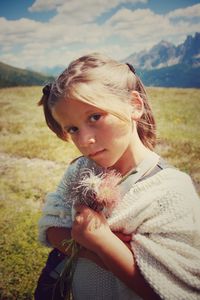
[0,61,53,88]
[124,32,200,70]
[0,32,199,88]
[124,32,200,88]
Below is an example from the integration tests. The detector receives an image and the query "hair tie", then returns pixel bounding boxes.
[126,63,136,74]
[42,83,52,96]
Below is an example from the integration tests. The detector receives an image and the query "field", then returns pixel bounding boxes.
[0,86,200,299]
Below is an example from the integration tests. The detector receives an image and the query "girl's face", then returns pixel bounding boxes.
[52,98,136,174]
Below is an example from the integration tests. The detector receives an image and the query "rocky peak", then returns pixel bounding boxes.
[124,32,200,69]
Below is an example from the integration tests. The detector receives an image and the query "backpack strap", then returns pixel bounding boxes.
[137,157,173,183]
[120,156,173,196]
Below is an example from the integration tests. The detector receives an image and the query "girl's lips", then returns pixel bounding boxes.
[89,149,105,158]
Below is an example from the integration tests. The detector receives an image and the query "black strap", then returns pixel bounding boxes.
[137,157,173,183]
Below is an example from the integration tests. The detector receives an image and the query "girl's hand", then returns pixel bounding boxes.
[71,204,113,253]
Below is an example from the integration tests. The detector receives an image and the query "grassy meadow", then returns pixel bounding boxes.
[0,86,200,299]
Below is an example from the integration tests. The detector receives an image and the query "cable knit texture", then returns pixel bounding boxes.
[38,156,200,300]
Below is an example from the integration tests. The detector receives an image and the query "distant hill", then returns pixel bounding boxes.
[124,32,200,88]
[0,62,54,88]
[137,64,200,88]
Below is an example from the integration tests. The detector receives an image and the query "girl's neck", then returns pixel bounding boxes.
[111,137,154,176]
[122,146,153,176]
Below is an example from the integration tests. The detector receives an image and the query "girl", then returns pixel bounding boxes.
[35,53,200,300]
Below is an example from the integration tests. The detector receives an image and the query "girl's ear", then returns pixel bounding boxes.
[130,91,144,121]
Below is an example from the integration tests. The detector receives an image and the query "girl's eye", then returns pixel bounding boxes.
[89,114,101,122]
[67,126,78,134]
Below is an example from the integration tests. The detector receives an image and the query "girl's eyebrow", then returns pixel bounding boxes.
[63,108,102,131]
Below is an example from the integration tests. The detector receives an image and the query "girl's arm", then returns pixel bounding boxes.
[46,226,107,269]
[47,227,71,253]
[47,227,131,270]
[72,205,161,300]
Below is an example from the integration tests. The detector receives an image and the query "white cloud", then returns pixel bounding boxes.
[0,2,199,70]
[103,6,200,49]
[0,17,42,48]
[29,0,147,12]
[28,0,64,12]
[167,3,200,19]
[29,0,147,24]
[103,8,174,49]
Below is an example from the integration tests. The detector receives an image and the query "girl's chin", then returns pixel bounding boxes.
[87,150,121,170]
[92,158,119,170]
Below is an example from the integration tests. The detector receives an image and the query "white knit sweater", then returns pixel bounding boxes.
[38,156,200,300]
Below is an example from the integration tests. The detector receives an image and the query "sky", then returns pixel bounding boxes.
[0,0,200,71]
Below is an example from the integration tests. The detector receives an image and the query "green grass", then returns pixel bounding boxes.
[149,87,200,184]
[0,86,199,299]
[0,208,48,300]
[0,86,79,163]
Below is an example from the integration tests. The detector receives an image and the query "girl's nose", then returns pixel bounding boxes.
[78,129,96,147]
[88,137,95,144]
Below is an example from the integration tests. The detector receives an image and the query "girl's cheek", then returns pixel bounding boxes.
[71,137,80,148]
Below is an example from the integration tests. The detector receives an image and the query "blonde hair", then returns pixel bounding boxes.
[39,53,156,149]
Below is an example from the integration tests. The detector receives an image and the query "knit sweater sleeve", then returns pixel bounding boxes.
[109,169,200,300]
[38,157,87,247]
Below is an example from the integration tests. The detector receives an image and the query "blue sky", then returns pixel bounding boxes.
[0,0,200,70]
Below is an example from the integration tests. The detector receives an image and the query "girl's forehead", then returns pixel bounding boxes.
[53,98,103,120]
[64,98,101,111]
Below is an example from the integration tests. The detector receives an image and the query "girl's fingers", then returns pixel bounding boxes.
[74,204,94,217]
[74,203,87,212]
[113,231,132,242]
[74,214,83,224]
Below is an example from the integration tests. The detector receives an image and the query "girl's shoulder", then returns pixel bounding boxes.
[157,167,194,186]
[64,156,103,179]
[65,155,91,172]
[145,167,199,202]
[69,155,85,165]
[69,155,102,170]
[132,166,198,199]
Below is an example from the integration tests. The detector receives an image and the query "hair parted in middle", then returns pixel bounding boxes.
[39,52,156,149]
